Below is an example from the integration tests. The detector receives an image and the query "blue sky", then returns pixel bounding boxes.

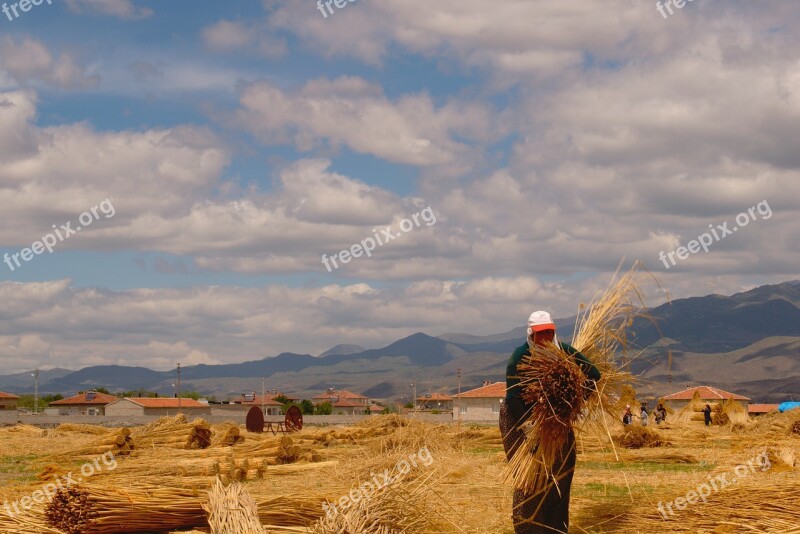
[0,0,797,372]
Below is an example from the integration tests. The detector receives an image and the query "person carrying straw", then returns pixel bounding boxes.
[500,310,601,533]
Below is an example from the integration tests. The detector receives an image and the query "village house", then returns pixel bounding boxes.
[313,389,369,406]
[104,397,211,417]
[225,393,284,416]
[0,391,19,411]
[748,404,780,417]
[661,385,750,413]
[452,381,505,422]
[47,391,118,416]
[415,393,453,412]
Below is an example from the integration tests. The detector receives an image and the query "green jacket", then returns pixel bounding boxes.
[505,341,601,403]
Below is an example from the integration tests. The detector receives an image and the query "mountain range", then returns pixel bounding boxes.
[2,281,799,403]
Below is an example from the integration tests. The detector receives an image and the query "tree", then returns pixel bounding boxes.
[315,401,333,415]
[381,404,399,414]
[300,399,315,415]
[17,393,63,410]
[95,387,110,394]
[273,394,290,405]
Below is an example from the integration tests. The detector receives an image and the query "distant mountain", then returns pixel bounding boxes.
[627,281,800,353]
[0,368,73,394]
[179,353,319,380]
[4,281,798,403]
[43,366,170,393]
[319,344,366,357]
[446,281,800,354]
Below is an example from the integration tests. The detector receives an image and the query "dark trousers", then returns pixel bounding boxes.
[499,401,576,534]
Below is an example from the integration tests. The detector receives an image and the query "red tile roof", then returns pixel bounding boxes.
[417,393,452,401]
[453,382,505,399]
[232,395,283,406]
[121,398,207,408]
[312,389,368,400]
[748,404,780,414]
[0,391,19,400]
[662,386,750,401]
[369,404,384,412]
[50,392,118,406]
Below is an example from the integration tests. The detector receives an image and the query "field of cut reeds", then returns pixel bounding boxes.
[0,409,798,533]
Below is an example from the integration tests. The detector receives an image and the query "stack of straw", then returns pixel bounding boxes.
[43,482,325,534]
[616,425,665,449]
[49,428,134,460]
[309,471,448,534]
[503,263,648,494]
[276,436,301,464]
[132,414,212,449]
[44,484,208,534]
[204,477,264,534]
[212,423,246,447]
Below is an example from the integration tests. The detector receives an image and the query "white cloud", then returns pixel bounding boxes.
[202,20,287,58]
[232,76,496,166]
[65,0,152,19]
[0,37,100,89]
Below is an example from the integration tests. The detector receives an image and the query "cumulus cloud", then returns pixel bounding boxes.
[231,76,497,166]
[0,37,100,89]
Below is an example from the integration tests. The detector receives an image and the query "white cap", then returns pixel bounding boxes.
[527,310,556,337]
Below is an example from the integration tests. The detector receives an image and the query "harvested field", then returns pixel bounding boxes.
[0,412,798,533]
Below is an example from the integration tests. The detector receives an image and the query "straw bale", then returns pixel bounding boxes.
[616,426,666,449]
[204,477,265,534]
[309,471,449,534]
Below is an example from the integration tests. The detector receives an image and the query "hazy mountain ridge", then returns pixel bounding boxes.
[1,281,797,402]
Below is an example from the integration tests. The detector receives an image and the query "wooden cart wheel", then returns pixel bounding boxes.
[285,405,303,432]
[246,405,265,433]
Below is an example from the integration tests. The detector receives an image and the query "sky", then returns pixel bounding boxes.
[0,0,798,373]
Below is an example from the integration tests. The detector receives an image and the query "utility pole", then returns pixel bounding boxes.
[410,382,417,413]
[261,377,265,415]
[32,369,40,414]
[176,363,181,413]
[456,368,462,430]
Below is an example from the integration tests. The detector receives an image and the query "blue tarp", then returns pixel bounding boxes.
[778,402,800,413]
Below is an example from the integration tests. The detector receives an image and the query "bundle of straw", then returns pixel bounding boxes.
[309,471,448,534]
[44,484,208,534]
[204,477,265,534]
[48,428,134,460]
[132,415,212,450]
[616,425,665,449]
[276,436,301,464]
[504,263,647,493]
[212,423,245,447]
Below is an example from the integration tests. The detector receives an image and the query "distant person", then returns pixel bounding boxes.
[622,405,633,425]
[640,405,649,427]
[655,402,667,425]
[501,310,601,534]
[703,404,712,426]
